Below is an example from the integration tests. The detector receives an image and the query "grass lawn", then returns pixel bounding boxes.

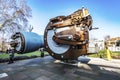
[0,51,49,59]
[0,49,119,59]
[89,49,120,59]
[112,52,120,56]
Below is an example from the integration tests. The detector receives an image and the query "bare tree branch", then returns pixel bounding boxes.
[0,0,32,39]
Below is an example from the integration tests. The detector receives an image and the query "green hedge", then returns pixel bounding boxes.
[0,51,49,63]
[0,51,49,59]
[89,49,120,59]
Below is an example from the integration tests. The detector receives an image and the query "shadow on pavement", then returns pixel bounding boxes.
[0,56,120,80]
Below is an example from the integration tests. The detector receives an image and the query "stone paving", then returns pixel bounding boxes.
[0,56,120,80]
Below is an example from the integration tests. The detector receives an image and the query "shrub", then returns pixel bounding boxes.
[98,49,106,58]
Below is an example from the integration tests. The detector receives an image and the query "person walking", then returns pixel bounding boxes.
[8,48,15,64]
[40,48,44,57]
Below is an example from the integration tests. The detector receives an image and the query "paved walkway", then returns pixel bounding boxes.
[0,56,120,80]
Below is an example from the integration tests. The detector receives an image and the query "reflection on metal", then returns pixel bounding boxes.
[44,7,96,60]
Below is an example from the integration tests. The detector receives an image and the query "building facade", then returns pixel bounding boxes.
[106,37,120,52]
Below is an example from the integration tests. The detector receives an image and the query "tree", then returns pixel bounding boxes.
[0,0,32,40]
[116,40,120,46]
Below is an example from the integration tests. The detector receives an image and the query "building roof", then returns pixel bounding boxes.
[107,37,120,42]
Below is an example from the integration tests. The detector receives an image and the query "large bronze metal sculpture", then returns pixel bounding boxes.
[10,7,97,61]
[44,7,93,60]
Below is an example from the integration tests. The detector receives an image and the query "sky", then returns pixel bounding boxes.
[27,0,120,40]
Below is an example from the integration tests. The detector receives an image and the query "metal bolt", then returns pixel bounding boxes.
[52,53,54,55]
[61,55,64,58]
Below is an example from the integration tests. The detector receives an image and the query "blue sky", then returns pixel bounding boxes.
[27,0,120,40]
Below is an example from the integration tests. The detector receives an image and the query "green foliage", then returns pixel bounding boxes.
[0,51,48,59]
[111,52,120,56]
[89,49,106,58]
[98,49,106,58]
[0,53,9,58]
[89,49,120,58]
